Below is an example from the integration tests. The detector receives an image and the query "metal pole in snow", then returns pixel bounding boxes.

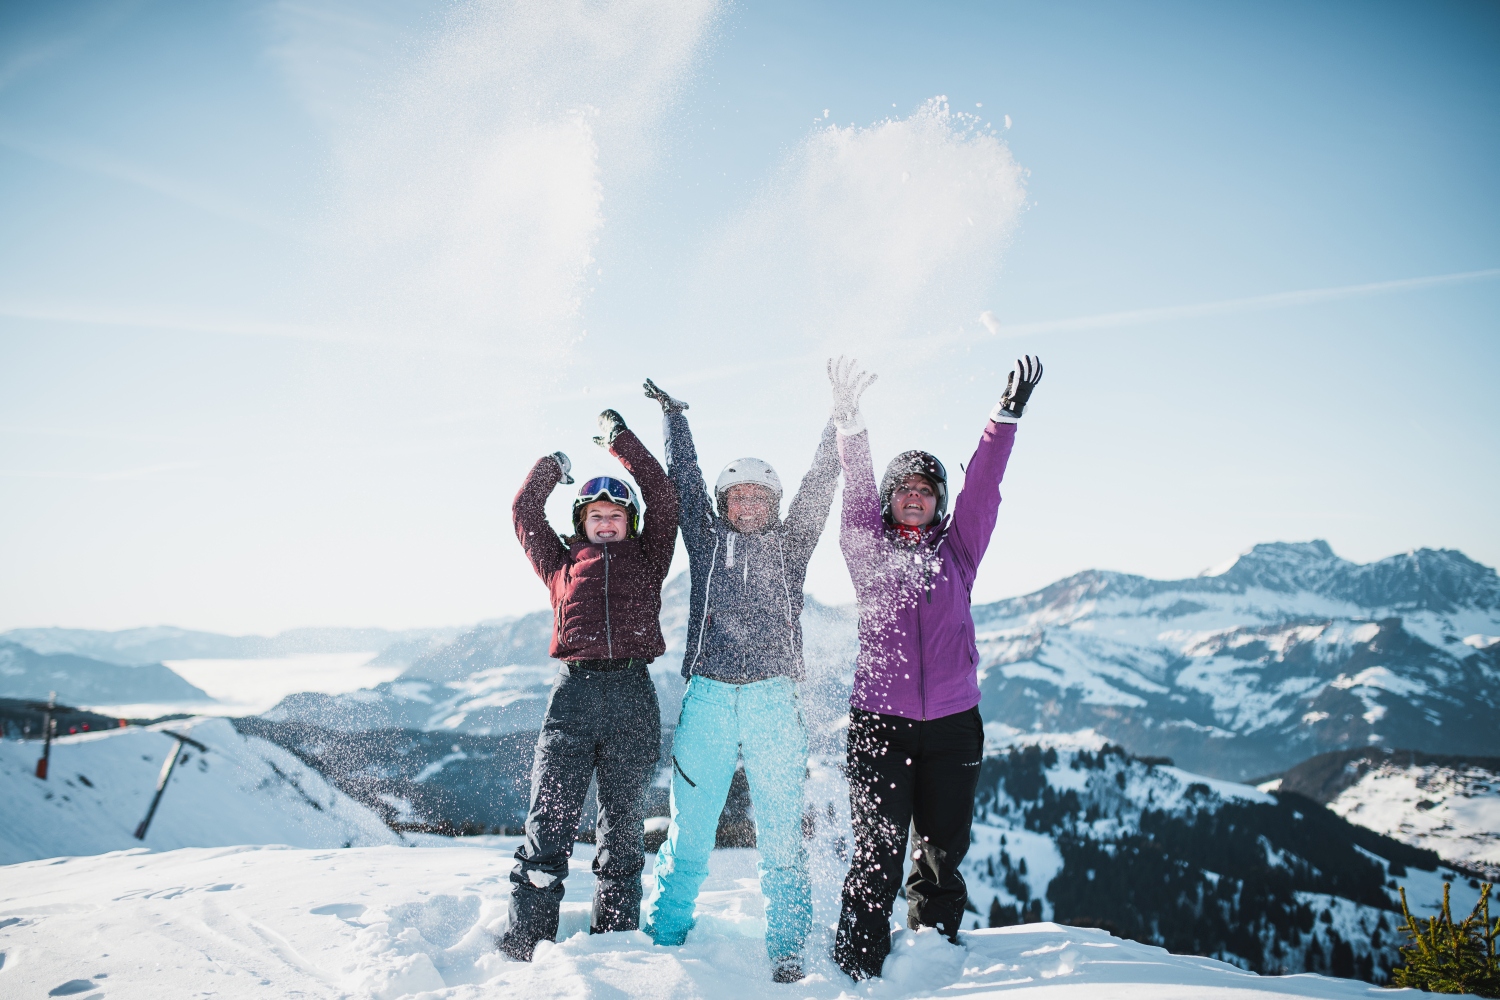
[35,691,55,780]
[133,729,209,841]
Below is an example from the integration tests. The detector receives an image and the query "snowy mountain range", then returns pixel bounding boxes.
[0,640,211,705]
[257,540,1500,784]
[0,624,461,667]
[972,541,1500,779]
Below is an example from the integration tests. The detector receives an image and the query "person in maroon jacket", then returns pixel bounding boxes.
[500,407,680,962]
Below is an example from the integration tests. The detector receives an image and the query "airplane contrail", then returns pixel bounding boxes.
[991,267,1500,338]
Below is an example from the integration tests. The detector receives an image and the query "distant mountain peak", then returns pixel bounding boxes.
[1202,540,1349,594]
[1187,540,1499,612]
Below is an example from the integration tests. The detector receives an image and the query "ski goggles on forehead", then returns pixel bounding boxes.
[576,476,634,506]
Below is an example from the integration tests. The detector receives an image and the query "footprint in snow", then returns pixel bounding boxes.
[311,903,367,920]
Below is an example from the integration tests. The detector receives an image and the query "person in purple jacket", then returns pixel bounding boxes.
[828,353,1044,981]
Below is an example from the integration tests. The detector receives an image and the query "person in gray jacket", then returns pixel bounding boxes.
[638,378,840,983]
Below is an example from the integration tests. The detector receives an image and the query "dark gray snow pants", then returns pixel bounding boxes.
[499,662,661,961]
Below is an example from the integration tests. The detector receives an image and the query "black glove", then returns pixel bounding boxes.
[643,378,688,414]
[550,451,574,485]
[993,355,1043,422]
[593,409,628,448]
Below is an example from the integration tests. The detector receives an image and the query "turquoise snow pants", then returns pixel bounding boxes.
[642,675,811,962]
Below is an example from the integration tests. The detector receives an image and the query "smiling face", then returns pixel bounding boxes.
[582,500,630,543]
[724,483,776,534]
[889,474,938,527]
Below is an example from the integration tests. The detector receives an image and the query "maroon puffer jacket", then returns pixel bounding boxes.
[513,429,679,662]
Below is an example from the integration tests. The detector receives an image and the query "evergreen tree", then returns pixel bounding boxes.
[1392,882,1499,997]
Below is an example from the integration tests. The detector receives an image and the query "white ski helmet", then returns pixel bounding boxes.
[715,458,782,518]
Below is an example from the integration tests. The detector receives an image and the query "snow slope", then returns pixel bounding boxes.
[1327,764,1500,872]
[1267,748,1500,874]
[0,840,1418,1000]
[0,717,398,865]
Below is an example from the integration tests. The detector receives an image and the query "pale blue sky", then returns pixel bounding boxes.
[2,0,1497,632]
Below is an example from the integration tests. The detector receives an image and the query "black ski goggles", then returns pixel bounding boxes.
[576,476,634,507]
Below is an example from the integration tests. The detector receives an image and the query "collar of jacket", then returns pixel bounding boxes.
[886,515,950,547]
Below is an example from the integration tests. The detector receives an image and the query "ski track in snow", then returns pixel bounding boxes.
[0,841,1416,1000]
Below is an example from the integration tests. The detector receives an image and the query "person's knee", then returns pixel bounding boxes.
[752,821,807,869]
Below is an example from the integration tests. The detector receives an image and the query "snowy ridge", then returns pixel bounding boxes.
[1271,747,1500,875]
[0,841,1420,1000]
[0,717,398,865]
[0,624,462,667]
[972,541,1500,780]
[257,541,1500,782]
[18,540,1494,788]
[0,640,211,706]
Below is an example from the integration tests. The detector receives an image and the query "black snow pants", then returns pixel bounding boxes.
[499,662,661,961]
[834,706,983,980]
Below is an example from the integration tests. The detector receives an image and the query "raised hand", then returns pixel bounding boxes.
[643,378,688,414]
[551,450,575,484]
[593,409,628,448]
[995,355,1043,421]
[827,356,878,430]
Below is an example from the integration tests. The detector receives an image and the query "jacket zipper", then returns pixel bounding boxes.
[916,555,927,721]
[603,545,613,659]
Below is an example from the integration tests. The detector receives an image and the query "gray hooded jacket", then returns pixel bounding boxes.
[665,411,840,682]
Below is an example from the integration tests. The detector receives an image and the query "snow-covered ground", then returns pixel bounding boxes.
[0,717,398,865]
[0,840,1415,1000]
[91,653,404,718]
[1321,759,1500,870]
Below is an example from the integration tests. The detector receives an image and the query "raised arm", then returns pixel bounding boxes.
[601,415,680,579]
[945,356,1041,582]
[513,452,571,583]
[829,357,883,588]
[783,418,840,568]
[645,379,713,549]
[837,425,884,581]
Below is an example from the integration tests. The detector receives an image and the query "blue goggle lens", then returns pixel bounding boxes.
[577,476,633,506]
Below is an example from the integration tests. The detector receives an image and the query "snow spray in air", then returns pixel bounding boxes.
[311,0,721,359]
[700,97,1027,356]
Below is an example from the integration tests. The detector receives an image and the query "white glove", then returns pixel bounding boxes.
[827,356,877,435]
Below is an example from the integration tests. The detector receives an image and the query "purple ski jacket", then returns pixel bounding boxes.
[838,419,1017,721]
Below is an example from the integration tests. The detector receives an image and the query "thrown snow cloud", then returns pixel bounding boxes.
[288,0,719,354]
[708,97,1026,352]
